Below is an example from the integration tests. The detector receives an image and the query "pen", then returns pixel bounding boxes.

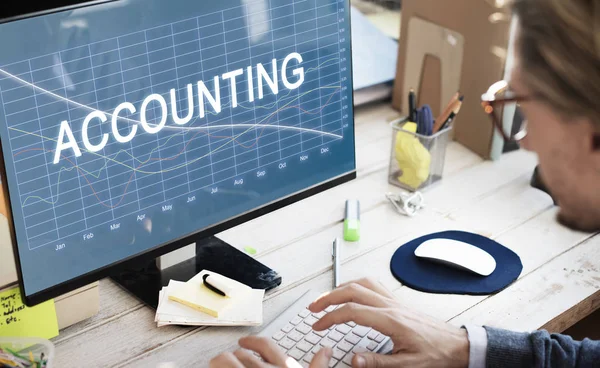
[433,92,460,133]
[202,274,231,297]
[408,88,416,122]
[332,237,340,288]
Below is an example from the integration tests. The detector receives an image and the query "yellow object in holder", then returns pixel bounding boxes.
[394,122,431,189]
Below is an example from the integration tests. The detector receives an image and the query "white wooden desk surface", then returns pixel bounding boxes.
[51,102,600,367]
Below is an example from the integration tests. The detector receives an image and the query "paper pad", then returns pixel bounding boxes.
[156,270,264,327]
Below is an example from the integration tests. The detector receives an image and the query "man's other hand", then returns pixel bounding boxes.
[308,278,470,368]
[209,336,332,368]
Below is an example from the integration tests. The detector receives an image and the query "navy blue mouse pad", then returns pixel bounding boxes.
[390,230,523,295]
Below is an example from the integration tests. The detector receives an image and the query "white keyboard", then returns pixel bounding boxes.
[258,290,391,367]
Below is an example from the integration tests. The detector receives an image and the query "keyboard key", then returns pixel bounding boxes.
[343,352,354,365]
[332,348,345,360]
[347,321,357,327]
[335,362,351,368]
[320,338,336,348]
[314,329,329,337]
[352,346,368,354]
[345,334,361,345]
[299,309,311,318]
[375,334,385,343]
[305,333,321,345]
[291,316,303,325]
[288,348,305,360]
[328,359,338,368]
[282,323,294,333]
[328,330,344,342]
[352,326,371,337]
[336,324,352,334]
[304,316,318,326]
[312,345,322,354]
[300,361,310,368]
[272,331,286,341]
[325,305,337,313]
[367,341,379,351]
[336,340,353,353]
[303,352,315,363]
[279,337,295,350]
[367,330,379,340]
[329,325,336,330]
[288,331,304,342]
[312,311,326,319]
[297,340,314,353]
[296,323,312,335]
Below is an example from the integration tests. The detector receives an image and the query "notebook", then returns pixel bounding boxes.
[156,270,264,327]
[168,270,252,317]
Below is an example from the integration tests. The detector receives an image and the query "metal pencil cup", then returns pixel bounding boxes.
[388,117,452,191]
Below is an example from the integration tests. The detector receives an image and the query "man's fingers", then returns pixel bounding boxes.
[353,352,404,368]
[233,349,268,368]
[209,352,245,368]
[238,336,287,366]
[308,347,332,368]
[312,303,394,334]
[340,278,395,299]
[308,283,391,313]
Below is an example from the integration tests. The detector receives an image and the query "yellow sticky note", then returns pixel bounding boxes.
[0,286,59,339]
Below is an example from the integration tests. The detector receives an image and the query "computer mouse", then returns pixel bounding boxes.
[414,238,496,276]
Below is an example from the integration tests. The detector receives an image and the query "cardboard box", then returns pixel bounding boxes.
[392,0,511,159]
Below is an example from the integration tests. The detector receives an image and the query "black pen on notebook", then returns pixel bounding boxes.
[202,274,232,297]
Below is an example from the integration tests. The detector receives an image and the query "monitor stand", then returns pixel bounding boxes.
[110,236,281,309]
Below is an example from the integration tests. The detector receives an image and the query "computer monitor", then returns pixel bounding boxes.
[0,0,356,306]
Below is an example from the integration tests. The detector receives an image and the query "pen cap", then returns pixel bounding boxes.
[204,274,234,297]
[345,199,360,220]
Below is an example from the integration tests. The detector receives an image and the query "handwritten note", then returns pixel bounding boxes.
[0,286,58,339]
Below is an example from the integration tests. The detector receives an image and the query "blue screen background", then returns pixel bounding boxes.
[0,0,355,297]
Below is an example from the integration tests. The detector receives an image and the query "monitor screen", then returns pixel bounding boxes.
[0,0,355,304]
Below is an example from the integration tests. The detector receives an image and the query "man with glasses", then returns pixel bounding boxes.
[211,0,600,366]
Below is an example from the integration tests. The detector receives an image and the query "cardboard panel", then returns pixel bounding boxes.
[392,0,511,158]
[401,16,463,124]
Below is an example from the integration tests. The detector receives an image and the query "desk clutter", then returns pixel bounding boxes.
[0,337,54,368]
[388,90,464,191]
[154,270,264,327]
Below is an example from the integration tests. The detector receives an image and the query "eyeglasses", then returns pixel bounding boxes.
[481,80,530,142]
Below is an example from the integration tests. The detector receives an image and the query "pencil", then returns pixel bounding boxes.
[439,97,464,131]
[433,93,461,133]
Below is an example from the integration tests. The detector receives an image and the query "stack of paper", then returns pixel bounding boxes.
[155,270,264,327]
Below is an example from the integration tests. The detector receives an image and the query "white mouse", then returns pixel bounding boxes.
[414,238,496,276]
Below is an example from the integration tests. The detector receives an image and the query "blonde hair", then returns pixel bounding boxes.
[511,0,600,122]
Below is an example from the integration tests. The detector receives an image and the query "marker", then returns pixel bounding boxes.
[408,88,417,122]
[202,274,232,297]
[343,199,360,242]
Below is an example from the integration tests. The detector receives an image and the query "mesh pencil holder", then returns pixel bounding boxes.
[388,117,452,191]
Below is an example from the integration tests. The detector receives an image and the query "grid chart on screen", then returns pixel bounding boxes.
[0,0,350,250]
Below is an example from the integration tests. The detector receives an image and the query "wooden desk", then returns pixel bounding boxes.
[51,102,600,367]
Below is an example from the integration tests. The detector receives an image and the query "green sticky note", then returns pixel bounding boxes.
[244,246,257,255]
[0,286,59,339]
